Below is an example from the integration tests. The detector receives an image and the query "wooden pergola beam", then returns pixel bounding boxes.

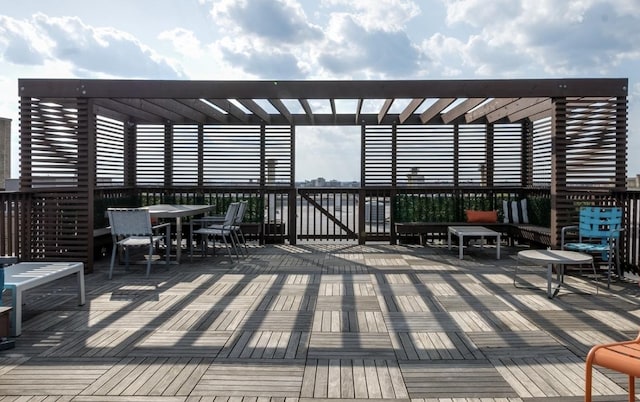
[378,99,394,124]
[399,98,424,124]
[20,78,628,98]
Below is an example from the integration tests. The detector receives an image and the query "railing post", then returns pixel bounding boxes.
[288,188,297,245]
[358,187,366,245]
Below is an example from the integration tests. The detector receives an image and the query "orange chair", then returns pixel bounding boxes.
[585,331,640,402]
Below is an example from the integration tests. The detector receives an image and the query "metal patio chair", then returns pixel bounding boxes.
[190,202,240,262]
[561,206,623,288]
[107,208,171,279]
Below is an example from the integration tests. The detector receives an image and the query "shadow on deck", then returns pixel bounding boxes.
[1,242,639,401]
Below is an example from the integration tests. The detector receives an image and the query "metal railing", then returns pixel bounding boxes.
[1,186,638,274]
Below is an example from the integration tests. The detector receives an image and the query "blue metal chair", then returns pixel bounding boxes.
[561,206,623,288]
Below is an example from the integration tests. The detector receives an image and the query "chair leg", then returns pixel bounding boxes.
[146,243,153,278]
[629,375,635,402]
[220,235,235,262]
[585,360,593,402]
[109,245,117,280]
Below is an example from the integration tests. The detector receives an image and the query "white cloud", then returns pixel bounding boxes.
[321,0,421,31]
[158,28,203,58]
[318,13,422,78]
[438,0,640,77]
[0,13,185,79]
[211,0,322,44]
[0,15,51,65]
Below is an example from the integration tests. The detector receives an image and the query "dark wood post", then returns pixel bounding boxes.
[550,98,567,248]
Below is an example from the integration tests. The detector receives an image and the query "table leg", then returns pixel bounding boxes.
[547,263,553,298]
[175,217,182,263]
[459,234,464,259]
[447,230,452,251]
[77,269,85,306]
[497,234,501,259]
[546,263,564,298]
[11,286,20,336]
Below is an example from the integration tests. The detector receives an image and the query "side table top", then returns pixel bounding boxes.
[518,249,593,264]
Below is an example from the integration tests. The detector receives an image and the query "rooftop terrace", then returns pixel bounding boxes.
[1,243,639,400]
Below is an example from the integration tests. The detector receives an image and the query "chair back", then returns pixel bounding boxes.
[234,201,248,225]
[222,202,240,226]
[578,206,622,241]
[107,208,153,237]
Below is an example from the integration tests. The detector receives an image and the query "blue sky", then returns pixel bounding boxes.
[1,0,639,181]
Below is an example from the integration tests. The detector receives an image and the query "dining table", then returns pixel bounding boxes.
[144,204,215,263]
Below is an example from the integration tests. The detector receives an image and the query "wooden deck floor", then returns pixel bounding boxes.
[1,242,639,401]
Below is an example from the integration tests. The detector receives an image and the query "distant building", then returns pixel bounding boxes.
[628,175,640,189]
[406,167,424,186]
[0,117,10,190]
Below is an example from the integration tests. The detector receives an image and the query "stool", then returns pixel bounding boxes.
[585,331,640,402]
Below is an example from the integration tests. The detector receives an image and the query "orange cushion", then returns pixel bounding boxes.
[466,210,498,223]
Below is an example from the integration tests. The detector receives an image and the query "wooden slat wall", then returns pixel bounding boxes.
[16,98,91,264]
[172,124,199,185]
[532,117,552,186]
[136,124,165,184]
[396,125,454,186]
[203,125,262,185]
[458,125,486,185]
[364,124,525,187]
[564,97,619,187]
[24,99,80,188]
[265,125,294,186]
[363,126,393,186]
[494,124,522,185]
[96,116,124,186]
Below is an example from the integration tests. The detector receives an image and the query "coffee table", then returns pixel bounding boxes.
[515,249,597,298]
[447,226,501,260]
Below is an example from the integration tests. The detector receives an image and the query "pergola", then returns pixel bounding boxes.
[16,78,628,270]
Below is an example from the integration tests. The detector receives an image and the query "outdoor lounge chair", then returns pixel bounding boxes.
[561,206,623,288]
[107,208,171,279]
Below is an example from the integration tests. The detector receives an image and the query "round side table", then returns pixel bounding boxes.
[515,249,596,298]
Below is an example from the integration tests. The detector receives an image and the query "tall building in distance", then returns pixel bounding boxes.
[0,117,10,190]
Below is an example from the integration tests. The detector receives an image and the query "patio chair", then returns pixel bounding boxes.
[585,331,640,402]
[191,202,240,262]
[561,206,623,288]
[231,201,249,256]
[107,208,171,279]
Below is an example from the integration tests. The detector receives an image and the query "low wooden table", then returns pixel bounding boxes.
[447,226,501,260]
[515,249,596,298]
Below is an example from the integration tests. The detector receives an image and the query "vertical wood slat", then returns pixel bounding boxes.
[551,98,567,248]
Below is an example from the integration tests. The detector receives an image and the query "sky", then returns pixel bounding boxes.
[0,0,639,181]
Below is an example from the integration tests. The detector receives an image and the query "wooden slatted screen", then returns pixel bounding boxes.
[203,125,261,185]
[366,124,528,186]
[363,126,393,186]
[458,125,486,185]
[96,116,124,186]
[532,117,552,185]
[18,97,91,262]
[136,125,165,185]
[565,97,619,186]
[265,126,293,186]
[494,124,522,185]
[26,99,80,188]
[172,124,199,185]
[397,125,454,186]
